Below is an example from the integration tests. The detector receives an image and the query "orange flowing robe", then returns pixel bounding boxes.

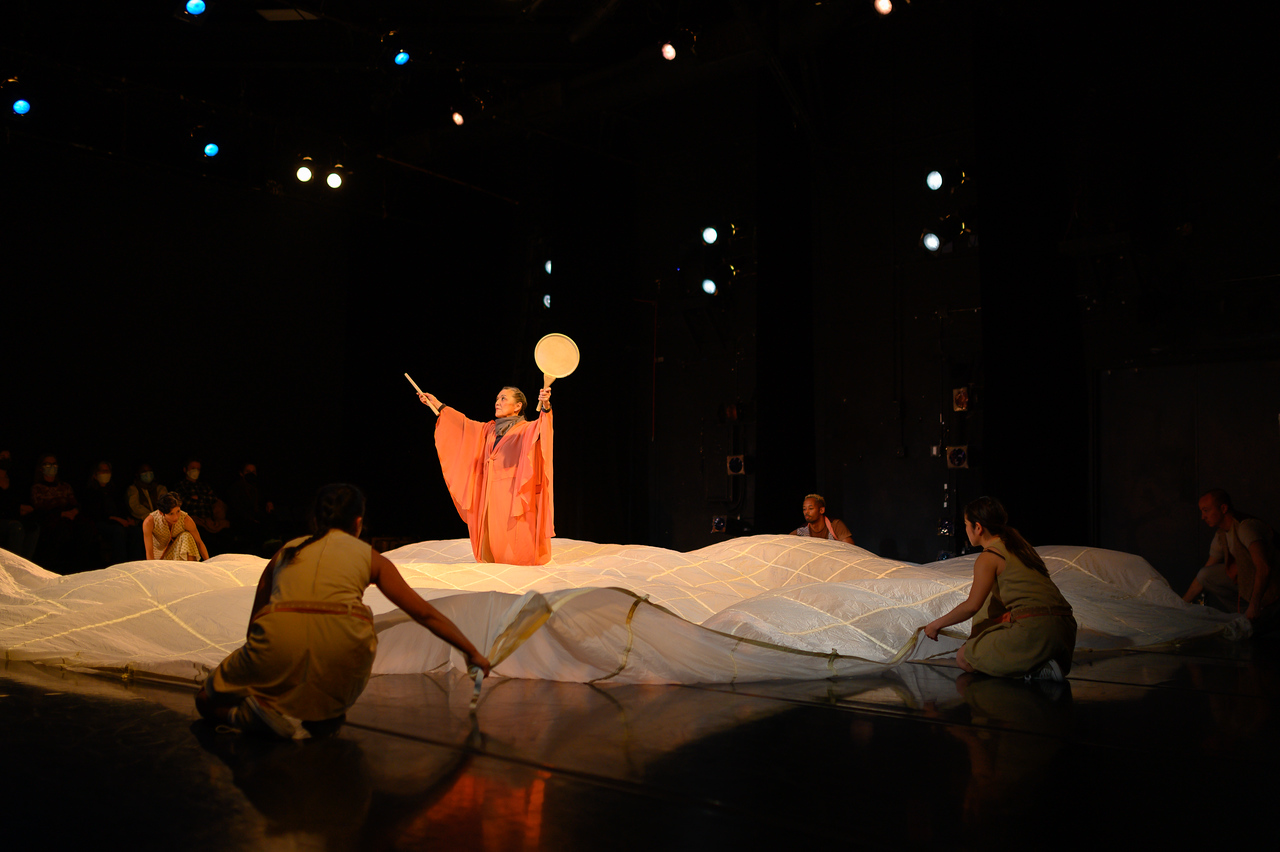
[434,407,554,565]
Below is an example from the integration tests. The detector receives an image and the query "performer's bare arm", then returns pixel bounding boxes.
[923,551,1000,640]
[1183,546,1224,602]
[1246,540,1272,621]
[184,514,211,561]
[371,551,492,675]
[246,553,280,639]
[142,514,155,559]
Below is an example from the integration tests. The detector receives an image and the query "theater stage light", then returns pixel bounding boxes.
[186,1,206,15]
[203,143,219,157]
[875,0,893,15]
[702,227,718,245]
[702,279,718,295]
[922,232,941,252]
[296,157,314,182]
[926,170,943,190]
[12,99,30,116]
[394,51,410,66]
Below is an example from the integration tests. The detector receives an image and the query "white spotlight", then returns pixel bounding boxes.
[662,43,677,61]
[296,158,314,182]
[702,279,717,295]
[326,170,343,189]
[875,0,893,15]
[926,170,943,191]
[922,232,940,252]
[544,260,552,274]
[702,227,718,245]
[543,294,551,309]
[452,111,465,126]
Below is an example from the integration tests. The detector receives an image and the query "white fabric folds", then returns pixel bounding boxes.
[0,536,1242,685]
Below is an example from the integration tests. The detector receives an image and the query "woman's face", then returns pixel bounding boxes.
[164,507,183,524]
[494,388,522,419]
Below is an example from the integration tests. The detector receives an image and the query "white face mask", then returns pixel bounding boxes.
[140,472,155,484]
[186,469,200,481]
[95,473,112,485]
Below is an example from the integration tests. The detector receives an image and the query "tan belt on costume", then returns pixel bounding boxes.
[252,600,375,624]
[997,606,1073,624]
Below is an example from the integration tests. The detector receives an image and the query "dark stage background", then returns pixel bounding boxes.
[3,1,1277,590]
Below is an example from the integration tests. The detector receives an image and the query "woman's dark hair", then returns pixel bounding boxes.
[158,493,182,513]
[276,483,367,568]
[964,495,1049,577]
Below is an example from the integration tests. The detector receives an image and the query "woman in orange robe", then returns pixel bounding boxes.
[419,385,554,565]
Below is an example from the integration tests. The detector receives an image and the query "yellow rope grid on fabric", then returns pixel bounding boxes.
[588,595,647,684]
[467,587,950,684]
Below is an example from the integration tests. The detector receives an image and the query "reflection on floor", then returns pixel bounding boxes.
[2,633,1276,850]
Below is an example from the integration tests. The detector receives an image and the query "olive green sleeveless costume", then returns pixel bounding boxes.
[209,530,376,720]
[963,539,1077,677]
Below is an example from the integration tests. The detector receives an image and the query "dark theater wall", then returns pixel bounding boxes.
[3,2,1277,580]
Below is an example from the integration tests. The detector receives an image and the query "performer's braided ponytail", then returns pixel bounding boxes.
[964,496,1049,577]
[276,483,367,569]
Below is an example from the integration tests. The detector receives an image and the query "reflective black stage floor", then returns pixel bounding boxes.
[3,636,1277,850]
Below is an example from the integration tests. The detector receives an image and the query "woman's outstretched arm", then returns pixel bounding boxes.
[371,551,492,675]
[923,551,1000,640]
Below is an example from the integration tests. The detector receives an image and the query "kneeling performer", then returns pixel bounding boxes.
[923,496,1076,682]
[197,483,490,738]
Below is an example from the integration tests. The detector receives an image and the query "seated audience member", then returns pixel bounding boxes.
[195,483,490,738]
[227,462,281,556]
[0,449,39,560]
[30,453,94,573]
[126,463,169,522]
[81,460,137,565]
[143,493,209,561]
[924,496,1076,682]
[1182,489,1278,623]
[173,458,231,553]
[790,493,854,544]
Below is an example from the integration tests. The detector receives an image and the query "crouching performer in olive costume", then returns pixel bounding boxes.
[196,483,490,738]
[923,496,1076,682]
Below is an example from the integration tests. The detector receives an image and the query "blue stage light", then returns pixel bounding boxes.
[12,99,30,116]
[394,51,410,66]
[186,1,206,15]
[203,143,219,157]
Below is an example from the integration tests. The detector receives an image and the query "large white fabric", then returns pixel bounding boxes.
[0,536,1243,685]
